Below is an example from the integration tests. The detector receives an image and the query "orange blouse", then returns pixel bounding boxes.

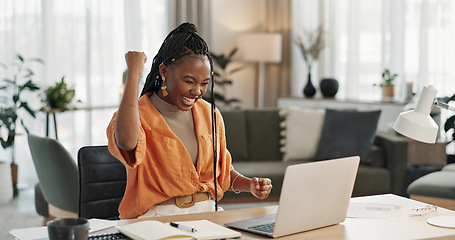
[106,93,233,219]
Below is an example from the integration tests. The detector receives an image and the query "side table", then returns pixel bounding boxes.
[406,137,447,166]
[404,136,448,196]
[45,108,61,139]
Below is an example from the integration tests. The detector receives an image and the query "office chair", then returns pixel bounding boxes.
[28,134,79,219]
[78,145,126,220]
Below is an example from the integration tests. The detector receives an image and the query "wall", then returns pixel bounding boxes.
[211,0,265,108]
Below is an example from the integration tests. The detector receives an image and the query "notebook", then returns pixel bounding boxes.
[225,156,360,238]
[117,219,241,240]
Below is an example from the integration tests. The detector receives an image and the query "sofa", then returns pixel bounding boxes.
[219,108,409,202]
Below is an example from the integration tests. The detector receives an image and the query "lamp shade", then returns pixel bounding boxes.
[392,85,438,143]
[236,33,282,63]
[393,110,438,143]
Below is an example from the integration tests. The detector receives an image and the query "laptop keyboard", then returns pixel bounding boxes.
[247,222,275,233]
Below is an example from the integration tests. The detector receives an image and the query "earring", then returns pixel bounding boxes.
[161,86,168,97]
[161,77,168,97]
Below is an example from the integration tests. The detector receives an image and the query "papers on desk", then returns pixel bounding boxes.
[347,202,403,219]
[9,218,117,240]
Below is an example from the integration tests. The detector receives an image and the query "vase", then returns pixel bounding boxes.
[320,78,339,98]
[303,72,316,97]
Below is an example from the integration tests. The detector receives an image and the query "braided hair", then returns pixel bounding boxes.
[142,22,219,211]
[141,22,214,96]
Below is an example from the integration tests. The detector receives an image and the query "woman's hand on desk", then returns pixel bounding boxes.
[250,177,272,199]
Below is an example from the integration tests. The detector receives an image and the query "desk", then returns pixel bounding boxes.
[114,194,455,240]
[10,194,455,240]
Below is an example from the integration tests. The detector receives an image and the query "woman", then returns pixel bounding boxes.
[107,22,272,219]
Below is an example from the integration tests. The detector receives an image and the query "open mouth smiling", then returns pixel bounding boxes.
[181,95,196,106]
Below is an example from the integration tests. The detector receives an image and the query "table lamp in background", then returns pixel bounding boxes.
[236,33,282,107]
[393,85,455,227]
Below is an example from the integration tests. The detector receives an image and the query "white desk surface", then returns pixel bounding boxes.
[10,194,455,240]
[344,194,455,240]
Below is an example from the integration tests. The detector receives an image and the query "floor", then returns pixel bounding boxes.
[1,186,278,239]
[1,186,43,240]
[7,186,37,213]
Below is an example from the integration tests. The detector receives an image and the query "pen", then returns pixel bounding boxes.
[170,222,198,232]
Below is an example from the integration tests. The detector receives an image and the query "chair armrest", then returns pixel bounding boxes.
[374,132,408,196]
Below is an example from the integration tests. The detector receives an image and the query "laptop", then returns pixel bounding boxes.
[225,156,360,238]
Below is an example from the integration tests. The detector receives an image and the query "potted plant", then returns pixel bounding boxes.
[0,54,42,196]
[40,76,81,112]
[375,68,398,99]
[441,93,455,164]
[204,47,244,109]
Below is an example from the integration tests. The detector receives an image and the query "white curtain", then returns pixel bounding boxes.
[292,0,455,101]
[264,0,292,107]
[0,0,166,187]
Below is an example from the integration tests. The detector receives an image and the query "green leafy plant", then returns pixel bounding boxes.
[204,48,244,108]
[40,76,81,112]
[441,93,455,145]
[0,54,42,164]
[375,68,398,87]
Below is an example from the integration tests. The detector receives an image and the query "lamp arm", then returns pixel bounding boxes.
[435,100,455,112]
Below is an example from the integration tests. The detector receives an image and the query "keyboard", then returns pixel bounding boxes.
[88,232,127,240]
[247,222,275,234]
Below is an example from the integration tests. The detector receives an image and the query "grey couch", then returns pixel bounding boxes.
[220,108,409,202]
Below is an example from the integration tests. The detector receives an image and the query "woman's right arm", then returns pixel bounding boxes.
[115,51,147,151]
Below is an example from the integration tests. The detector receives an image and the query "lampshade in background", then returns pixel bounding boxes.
[393,85,439,143]
[237,33,282,107]
[237,33,282,62]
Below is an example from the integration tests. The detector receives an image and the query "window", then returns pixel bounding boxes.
[292,0,455,101]
[0,0,166,186]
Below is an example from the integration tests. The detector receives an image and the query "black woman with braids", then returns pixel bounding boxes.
[107,22,272,219]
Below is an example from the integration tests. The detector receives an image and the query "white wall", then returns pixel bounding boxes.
[211,0,265,108]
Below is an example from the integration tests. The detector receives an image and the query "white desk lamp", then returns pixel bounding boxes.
[393,85,455,228]
[393,85,455,144]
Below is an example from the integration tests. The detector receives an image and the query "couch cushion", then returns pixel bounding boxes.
[279,106,325,161]
[313,109,381,164]
[368,145,386,167]
[230,161,389,198]
[245,109,283,161]
[221,110,249,162]
[407,171,455,199]
[231,160,310,197]
[354,165,390,194]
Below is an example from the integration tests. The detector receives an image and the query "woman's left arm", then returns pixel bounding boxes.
[229,170,272,199]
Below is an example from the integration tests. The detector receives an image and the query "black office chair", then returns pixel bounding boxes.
[78,145,126,220]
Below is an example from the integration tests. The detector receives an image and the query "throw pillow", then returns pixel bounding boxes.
[221,110,249,161]
[279,106,326,161]
[313,109,381,164]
